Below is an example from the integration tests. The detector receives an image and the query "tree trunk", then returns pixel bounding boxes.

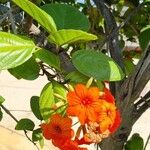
[99,106,134,150]
[99,137,126,150]
[92,1,150,149]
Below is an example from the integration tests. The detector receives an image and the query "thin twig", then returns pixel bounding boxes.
[0,12,9,24]
[39,62,56,81]
[121,45,150,112]
[23,130,40,150]
[9,109,31,112]
[134,91,150,108]
[131,45,150,100]
[1,104,40,150]
[98,3,145,49]
[0,7,18,24]
[133,98,150,123]
[1,104,19,123]
[8,7,17,34]
[72,121,79,127]
[144,133,150,150]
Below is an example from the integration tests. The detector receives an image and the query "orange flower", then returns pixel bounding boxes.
[98,100,117,133]
[67,84,102,125]
[109,110,121,133]
[41,114,73,140]
[53,139,87,150]
[100,88,115,104]
[75,137,93,145]
[99,88,121,133]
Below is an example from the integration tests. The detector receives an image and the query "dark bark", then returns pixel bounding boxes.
[93,0,125,99]
[93,0,150,150]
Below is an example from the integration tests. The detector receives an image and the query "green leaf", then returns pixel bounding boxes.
[34,48,60,70]
[39,83,55,121]
[125,133,144,150]
[144,0,150,2]
[48,29,97,46]
[41,4,90,31]
[66,71,89,83]
[32,128,42,142]
[12,0,57,33]
[52,81,67,99]
[96,81,105,90]
[0,108,3,121]
[72,50,125,81]
[30,96,43,120]
[0,96,5,104]
[0,32,35,70]
[15,119,35,131]
[39,137,44,149]
[8,57,40,80]
[55,105,67,116]
[124,59,135,76]
[139,25,150,50]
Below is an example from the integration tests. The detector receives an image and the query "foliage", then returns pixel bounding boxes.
[124,133,144,150]
[15,118,35,131]
[0,0,149,150]
[72,49,124,81]
[0,32,36,70]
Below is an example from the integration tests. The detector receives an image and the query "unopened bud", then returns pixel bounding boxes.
[68,84,74,91]
[99,91,104,96]
[86,77,94,88]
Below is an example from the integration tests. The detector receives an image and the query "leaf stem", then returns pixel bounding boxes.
[1,104,40,150]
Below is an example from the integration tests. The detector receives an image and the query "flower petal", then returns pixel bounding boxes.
[67,91,81,105]
[91,101,102,112]
[100,88,115,104]
[87,87,100,101]
[40,124,52,140]
[87,107,97,122]
[99,117,112,133]
[75,84,87,99]
[109,110,121,133]
[67,105,81,116]
[78,106,87,125]
[41,114,73,141]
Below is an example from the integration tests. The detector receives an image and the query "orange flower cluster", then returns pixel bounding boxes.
[41,83,121,150]
[67,84,121,144]
[41,114,87,150]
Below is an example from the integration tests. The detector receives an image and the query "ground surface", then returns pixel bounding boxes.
[0,71,149,150]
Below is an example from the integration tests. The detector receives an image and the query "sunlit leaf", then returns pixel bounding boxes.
[12,0,57,33]
[48,29,97,46]
[39,137,44,149]
[0,32,35,70]
[52,81,67,99]
[39,83,55,121]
